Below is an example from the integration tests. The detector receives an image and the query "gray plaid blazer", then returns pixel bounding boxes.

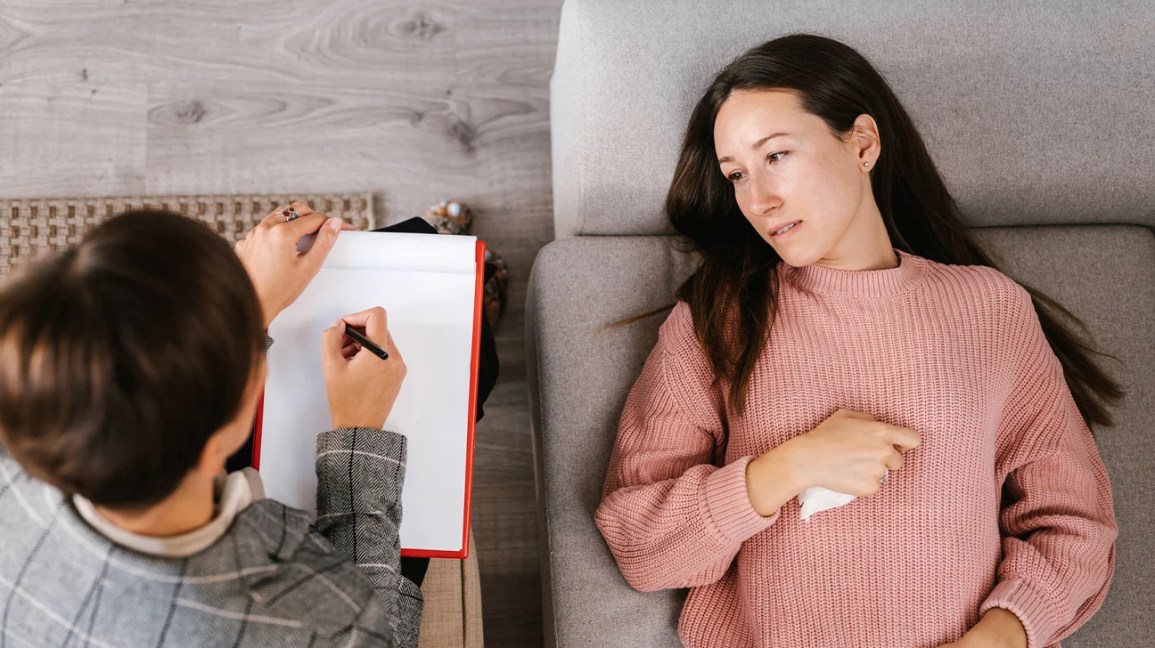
[0,428,421,647]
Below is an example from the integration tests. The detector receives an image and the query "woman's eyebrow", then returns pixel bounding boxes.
[718,132,789,163]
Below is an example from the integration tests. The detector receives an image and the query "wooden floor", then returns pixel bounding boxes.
[0,1,564,645]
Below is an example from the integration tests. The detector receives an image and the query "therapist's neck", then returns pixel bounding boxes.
[97,470,216,537]
[94,373,262,537]
[95,422,245,537]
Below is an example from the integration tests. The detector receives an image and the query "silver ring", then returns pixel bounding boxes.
[283,209,302,222]
[880,469,890,484]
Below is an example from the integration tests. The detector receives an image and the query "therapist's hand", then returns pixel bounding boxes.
[321,307,407,430]
[234,201,348,328]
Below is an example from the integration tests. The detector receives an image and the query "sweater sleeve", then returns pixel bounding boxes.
[979,288,1117,648]
[594,304,778,592]
[314,427,422,648]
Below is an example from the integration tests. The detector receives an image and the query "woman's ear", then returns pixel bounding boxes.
[849,113,882,171]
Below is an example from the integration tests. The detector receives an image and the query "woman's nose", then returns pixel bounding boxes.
[748,171,782,216]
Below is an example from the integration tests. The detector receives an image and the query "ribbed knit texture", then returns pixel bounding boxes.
[595,249,1117,648]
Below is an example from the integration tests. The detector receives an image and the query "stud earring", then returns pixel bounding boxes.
[864,161,872,169]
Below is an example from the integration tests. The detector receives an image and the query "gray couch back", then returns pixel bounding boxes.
[532,1,1155,646]
[550,0,1155,237]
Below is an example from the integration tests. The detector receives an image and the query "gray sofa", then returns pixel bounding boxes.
[528,1,1154,645]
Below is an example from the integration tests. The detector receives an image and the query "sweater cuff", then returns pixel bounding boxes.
[980,579,1060,648]
[702,456,779,544]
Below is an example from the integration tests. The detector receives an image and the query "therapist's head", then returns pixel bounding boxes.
[0,211,265,508]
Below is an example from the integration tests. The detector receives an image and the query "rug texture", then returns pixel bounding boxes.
[0,193,375,276]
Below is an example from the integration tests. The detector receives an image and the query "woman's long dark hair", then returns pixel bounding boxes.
[667,34,1122,427]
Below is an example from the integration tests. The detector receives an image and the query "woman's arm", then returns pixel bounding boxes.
[595,306,779,592]
[975,289,1117,648]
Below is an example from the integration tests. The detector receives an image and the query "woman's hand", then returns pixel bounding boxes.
[938,608,1027,648]
[234,201,348,328]
[320,307,407,430]
[746,408,920,515]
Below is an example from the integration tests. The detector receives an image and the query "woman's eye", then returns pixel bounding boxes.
[726,171,745,183]
[768,151,787,164]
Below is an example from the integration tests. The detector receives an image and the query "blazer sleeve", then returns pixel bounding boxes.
[314,427,423,648]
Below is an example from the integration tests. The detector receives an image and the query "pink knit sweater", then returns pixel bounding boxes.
[595,249,1116,648]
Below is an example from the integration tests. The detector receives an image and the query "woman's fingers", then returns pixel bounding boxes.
[837,408,876,421]
[887,425,922,451]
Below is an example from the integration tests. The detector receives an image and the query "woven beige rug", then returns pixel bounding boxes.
[0,193,376,276]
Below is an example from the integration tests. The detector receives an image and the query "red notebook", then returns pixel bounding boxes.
[252,232,484,558]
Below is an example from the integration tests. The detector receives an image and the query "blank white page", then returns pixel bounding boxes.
[260,231,478,553]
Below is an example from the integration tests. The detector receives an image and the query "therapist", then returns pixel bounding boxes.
[0,204,421,646]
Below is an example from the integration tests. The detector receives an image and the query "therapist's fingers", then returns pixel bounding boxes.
[340,307,400,359]
[339,306,388,332]
[289,201,315,216]
[320,321,349,368]
[260,204,303,229]
[259,209,285,228]
[295,216,343,272]
[279,212,329,240]
[361,307,390,344]
[258,200,315,229]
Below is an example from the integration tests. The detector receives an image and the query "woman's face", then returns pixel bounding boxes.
[713,89,883,269]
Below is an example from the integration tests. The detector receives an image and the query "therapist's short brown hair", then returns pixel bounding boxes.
[0,211,265,508]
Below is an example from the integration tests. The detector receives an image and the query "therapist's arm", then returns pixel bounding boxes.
[314,305,418,644]
[314,425,420,646]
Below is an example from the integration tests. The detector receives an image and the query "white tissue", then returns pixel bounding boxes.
[798,487,856,521]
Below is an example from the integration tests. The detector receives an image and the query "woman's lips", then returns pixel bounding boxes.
[770,220,802,240]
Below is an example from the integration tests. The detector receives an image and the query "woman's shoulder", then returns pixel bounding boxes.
[643,301,725,414]
[919,255,1031,307]
[661,301,696,336]
[640,300,689,348]
[656,301,709,353]
[652,301,714,375]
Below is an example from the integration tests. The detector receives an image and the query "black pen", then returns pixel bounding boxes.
[344,324,390,361]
